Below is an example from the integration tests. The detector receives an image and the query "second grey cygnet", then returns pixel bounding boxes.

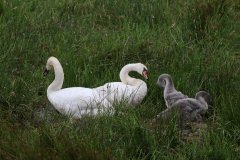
[157,74,188,108]
[157,91,211,123]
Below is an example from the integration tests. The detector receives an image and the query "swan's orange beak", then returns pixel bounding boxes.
[142,70,148,80]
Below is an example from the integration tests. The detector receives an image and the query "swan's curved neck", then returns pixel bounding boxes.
[47,63,64,93]
[120,64,139,85]
[164,76,176,92]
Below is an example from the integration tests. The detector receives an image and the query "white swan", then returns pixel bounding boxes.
[157,74,188,108]
[157,91,211,122]
[96,63,148,108]
[43,57,114,119]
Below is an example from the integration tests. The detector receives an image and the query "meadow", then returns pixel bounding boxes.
[0,0,240,159]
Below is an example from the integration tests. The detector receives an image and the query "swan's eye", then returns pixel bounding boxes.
[143,67,148,73]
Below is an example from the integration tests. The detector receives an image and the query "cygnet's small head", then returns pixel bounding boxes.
[136,63,148,80]
[204,92,211,106]
[43,57,58,76]
[157,75,166,90]
[196,91,211,106]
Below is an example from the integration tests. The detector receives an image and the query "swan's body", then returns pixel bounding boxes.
[157,74,188,108]
[157,91,211,123]
[43,57,113,119]
[96,63,148,107]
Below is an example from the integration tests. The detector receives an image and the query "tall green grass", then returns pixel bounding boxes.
[1,0,240,159]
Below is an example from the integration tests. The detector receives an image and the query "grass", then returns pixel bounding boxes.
[0,0,240,159]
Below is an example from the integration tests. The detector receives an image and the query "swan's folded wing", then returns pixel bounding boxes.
[96,82,138,105]
[48,87,109,114]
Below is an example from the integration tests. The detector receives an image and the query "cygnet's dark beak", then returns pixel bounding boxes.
[208,105,213,109]
[43,68,49,76]
[157,82,165,90]
[207,102,211,107]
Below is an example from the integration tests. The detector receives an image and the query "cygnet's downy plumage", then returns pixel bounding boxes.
[157,91,211,123]
[157,74,188,108]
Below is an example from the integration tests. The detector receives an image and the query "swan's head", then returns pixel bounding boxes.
[195,91,211,107]
[133,63,148,79]
[120,63,148,83]
[43,57,59,76]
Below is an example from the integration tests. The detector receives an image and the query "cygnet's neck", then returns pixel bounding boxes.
[47,62,64,93]
[120,64,142,86]
[164,75,176,93]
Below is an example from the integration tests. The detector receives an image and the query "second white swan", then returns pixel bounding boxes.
[96,63,148,108]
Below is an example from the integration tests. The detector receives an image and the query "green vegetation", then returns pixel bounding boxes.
[1,0,240,159]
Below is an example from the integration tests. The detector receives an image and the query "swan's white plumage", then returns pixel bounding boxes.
[44,57,113,119]
[47,87,113,118]
[96,63,148,107]
[97,82,147,107]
